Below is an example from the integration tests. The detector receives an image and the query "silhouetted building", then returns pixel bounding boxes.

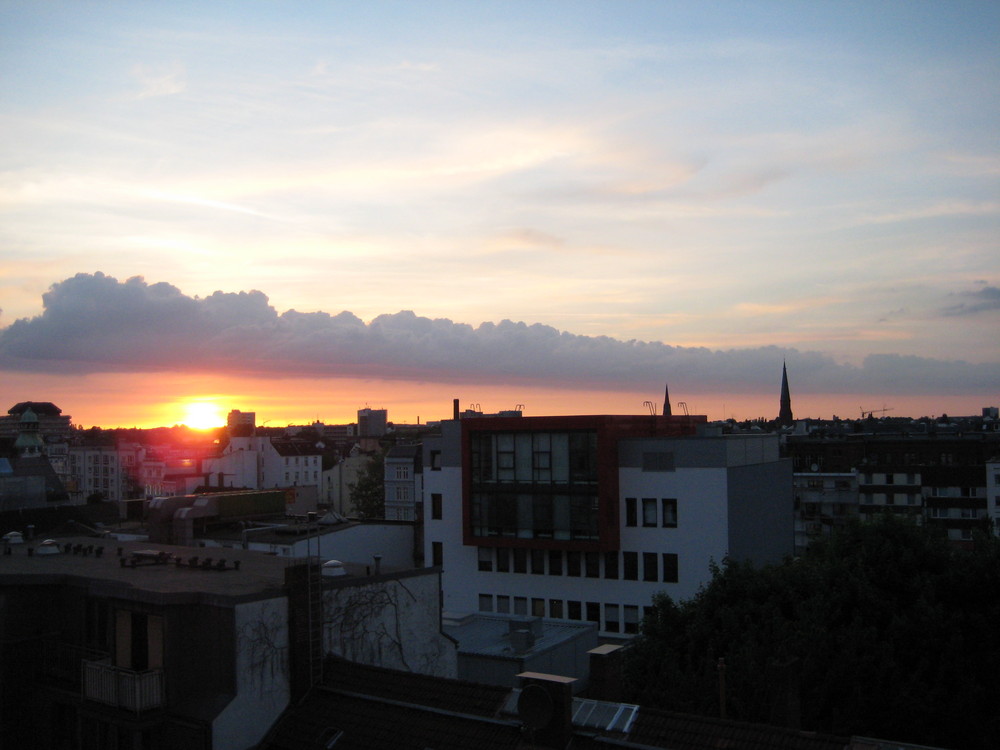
[777,362,794,427]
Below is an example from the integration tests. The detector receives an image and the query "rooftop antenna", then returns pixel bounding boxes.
[677,401,690,416]
[643,401,656,415]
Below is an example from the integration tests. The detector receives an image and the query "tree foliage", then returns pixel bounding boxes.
[348,451,385,519]
[624,515,1000,749]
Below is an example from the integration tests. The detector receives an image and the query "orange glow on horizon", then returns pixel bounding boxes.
[176,399,228,430]
[1,370,992,431]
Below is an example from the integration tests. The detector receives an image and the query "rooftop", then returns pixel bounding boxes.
[0,535,331,603]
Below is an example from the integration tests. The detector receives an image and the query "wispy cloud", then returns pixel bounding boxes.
[131,62,186,99]
[941,285,1000,317]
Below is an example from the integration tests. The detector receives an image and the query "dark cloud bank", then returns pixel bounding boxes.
[1,273,997,395]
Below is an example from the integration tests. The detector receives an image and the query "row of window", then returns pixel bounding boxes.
[283,471,319,483]
[476,594,651,634]
[474,546,679,583]
[283,456,318,466]
[624,497,677,528]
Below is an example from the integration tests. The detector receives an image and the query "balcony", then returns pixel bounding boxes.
[82,657,164,713]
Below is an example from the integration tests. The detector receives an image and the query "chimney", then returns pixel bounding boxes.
[453,398,460,421]
[516,672,577,749]
[588,643,626,701]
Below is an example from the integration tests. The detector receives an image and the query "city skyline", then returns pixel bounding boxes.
[2,2,998,427]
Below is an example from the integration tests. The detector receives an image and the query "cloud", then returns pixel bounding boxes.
[132,62,186,99]
[940,285,1000,317]
[1,273,998,396]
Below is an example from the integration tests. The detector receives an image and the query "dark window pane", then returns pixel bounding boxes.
[548,550,562,576]
[623,552,638,581]
[604,551,618,579]
[662,553,679,583]
[566,551,581,577]
[643,552,658,581]
[625,497,637,527]
[531,549,546,575]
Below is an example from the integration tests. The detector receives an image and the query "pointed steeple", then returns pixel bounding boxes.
[777,361,793,427]
[662,382,672,416]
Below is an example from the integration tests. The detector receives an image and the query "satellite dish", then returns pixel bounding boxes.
[517,684,553,731]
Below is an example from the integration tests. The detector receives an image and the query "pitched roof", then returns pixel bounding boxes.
[262,688,523,750]
[323,657,511,718]
[625,706,850,750]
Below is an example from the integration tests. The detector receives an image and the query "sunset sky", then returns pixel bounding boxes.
[1,1,998,428]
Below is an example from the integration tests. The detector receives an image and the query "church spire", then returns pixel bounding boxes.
[777,361,793,426]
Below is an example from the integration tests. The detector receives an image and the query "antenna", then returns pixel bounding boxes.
[677,401,690,416]
[643,401,656,415]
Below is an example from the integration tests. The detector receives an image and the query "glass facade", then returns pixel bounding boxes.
[469,430,599,541]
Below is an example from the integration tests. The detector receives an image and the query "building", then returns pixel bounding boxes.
[1,526,456,749]
[357,408,388,438]
[0,407,70,509]
[384,444,422,521]
[786,429,999,546]
[204,435,322,495]
[423,414,793,637]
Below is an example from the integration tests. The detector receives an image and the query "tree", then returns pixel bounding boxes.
[624,514,1000,749]
[348,451,385,519]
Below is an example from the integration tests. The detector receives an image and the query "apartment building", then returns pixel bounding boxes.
[786,431,999,545]
[423,414,792,637]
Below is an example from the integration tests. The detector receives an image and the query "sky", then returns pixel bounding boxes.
[1,1,998,428]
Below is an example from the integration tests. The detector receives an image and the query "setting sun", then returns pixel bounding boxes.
[179,400,226,430]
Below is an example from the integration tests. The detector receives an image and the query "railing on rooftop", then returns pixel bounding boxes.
[82,657,164,713]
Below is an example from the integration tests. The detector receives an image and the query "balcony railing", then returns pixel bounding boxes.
[82,657,164,713]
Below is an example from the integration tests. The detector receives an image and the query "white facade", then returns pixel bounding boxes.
[204,436,322,491]
[423,420,792,638]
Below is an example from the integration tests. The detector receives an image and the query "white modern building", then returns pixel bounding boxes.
[423,414,793,638]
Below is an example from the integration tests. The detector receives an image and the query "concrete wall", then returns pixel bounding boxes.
[322,570,457,678]
[727,458,794,565]
[212,597,290,750]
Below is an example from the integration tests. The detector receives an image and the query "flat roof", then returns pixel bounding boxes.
[443,612,596,659]
[0,535,363,604]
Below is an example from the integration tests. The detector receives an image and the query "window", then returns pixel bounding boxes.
[604,604,620,633]
[662,553,678,583]
[395,486,408,501]
[513,548,527,574]
[585,552,600,578]
[430,450,441,471]
[549,599,563,618]
[548,550,562,576]
[643,552,658,582]
[497,595,510,613]
[531,549,546,575]
[496,548,510,573]
[567,601,582,620]
[604,551,618,579]
[661,498,677,528]
[623,552,638,580]
[532,598,545,617]
[431,493,442,520]
[586,602,600,624]
[432,542,442,567]
[625,497,637,527]
[514,597,528,615]
[478,547,493,572]
[624,605,640,634]
[478,594,493,612]
[566,551,581,577]
[642,498,657,527]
